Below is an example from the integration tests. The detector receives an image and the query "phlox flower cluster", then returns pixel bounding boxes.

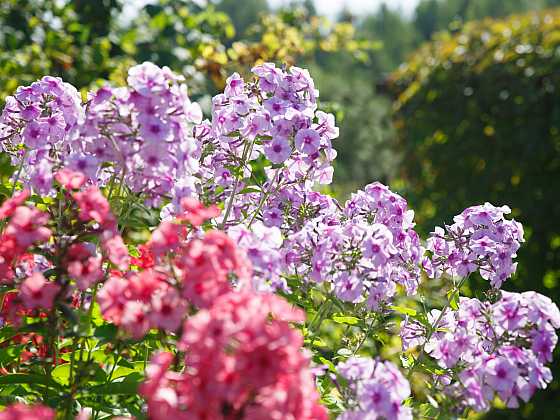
[97,199,250,338]
[337,357,412,420]
[0,63,202,205]
[400,291,560,412]
[0,189,50,285]
[79,62,202,205]
[71,182,130,274]
[222,187,340,292]
[192,63,338,217]
[0,76,84,195]
[424,203,524,288]
[0,189,60,315]
[0,168,130,324]
[140,291,327,420]
[228,221,287,292]
[261,186,340,231]
[282,182,423,309]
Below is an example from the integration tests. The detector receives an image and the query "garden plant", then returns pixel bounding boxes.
[0,61,558,419]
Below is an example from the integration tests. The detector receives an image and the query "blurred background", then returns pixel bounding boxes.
[0,0,559,417]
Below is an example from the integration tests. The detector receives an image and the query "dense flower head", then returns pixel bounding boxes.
[139,291,326,420]
[337,357,412,420]
[19,272,60,310]
[282,182,423,309]
[98,199,250,338]
[227,221,286,292]
[97,269,184,339]
[78,62,202,205]
[192,63,339,222]
[0,194,51,284]
[0,76,84,193]
[424,203,524,288]
[64,243,103,290]
[0,63,201,205]
[175,229,251,308]
[0,189,30,220]
[62,175,130,272]
[5,205,51,249]
[401,291,560,412]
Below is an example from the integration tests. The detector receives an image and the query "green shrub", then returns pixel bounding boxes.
[390,9,560,418]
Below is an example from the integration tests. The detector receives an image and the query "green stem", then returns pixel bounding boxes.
[220,140,252,229]
[9,149,27,196]
[407,275,469,379]
[247,167,281,229]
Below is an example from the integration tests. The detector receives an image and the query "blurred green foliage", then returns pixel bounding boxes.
[390,10,560,418]
[0,0,375,102]
[0,0,120,94]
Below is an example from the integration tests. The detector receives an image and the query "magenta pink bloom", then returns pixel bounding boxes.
[64,243,103,290]
[101,232,130,271]
[0,403,55,420]
[147,221,184,257]
[73,186,112,225]
[19,272,60,310]
[5,206,51,248]
[177,230,251,308]
[97,275,129,324]
[149,287,186,332]
[0,189,29,220]
[55,168,86,190]
[121,300,151,339]
[138,291,325,420]
[178,197,220,227]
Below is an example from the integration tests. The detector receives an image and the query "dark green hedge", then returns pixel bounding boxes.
[390,9,560,419]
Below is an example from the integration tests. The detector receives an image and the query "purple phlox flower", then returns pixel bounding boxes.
[493,297,527,332]
[264,137,292,164]
[224,72,245,98]
[294,128,321,155]
[127,62,167,96]
[333,271,363,303]
[485,356,519,394]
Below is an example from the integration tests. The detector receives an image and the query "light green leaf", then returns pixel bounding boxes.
[332,315,360,325]
[390,305,417,316]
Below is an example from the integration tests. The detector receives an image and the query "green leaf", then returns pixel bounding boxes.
[332,315,360,325]
[0,326,15,342]
[318,357,336,372]
[447,290,459,311]
[0,345,22,364]
[52,364,71,386]
[390,305,417,316]
[400,353,414,369]
[94,324,118,343]
[0,373,63,390]
[88,372,143,395]
[111,362,145,379]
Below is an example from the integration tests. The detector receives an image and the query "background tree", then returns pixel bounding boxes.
[390,10,560,418]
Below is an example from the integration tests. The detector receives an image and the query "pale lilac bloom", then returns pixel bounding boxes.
[333,272,363,303]
[294,128,320,155]
[224,72,245,98]
[264,137,292,163]
[338,358,411,420]
[485,357,519,395]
